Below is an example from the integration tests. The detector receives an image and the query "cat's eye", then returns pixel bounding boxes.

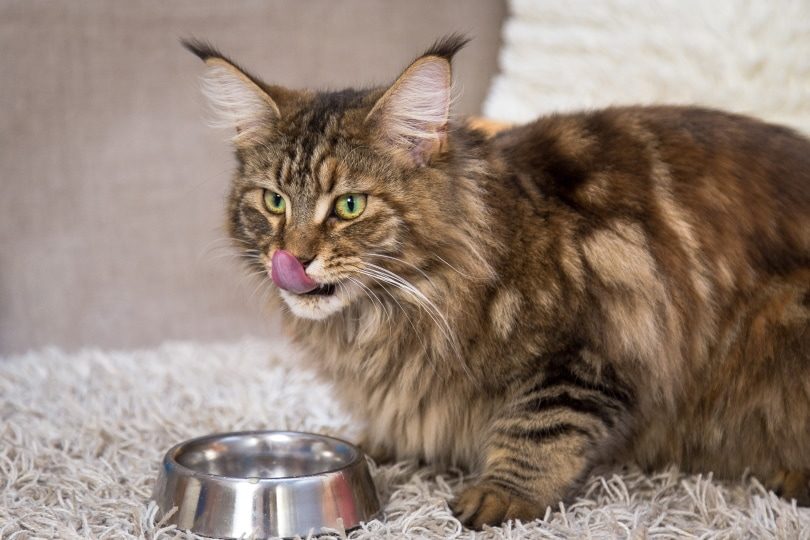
[334,194,367,220]
[263,190,286,215]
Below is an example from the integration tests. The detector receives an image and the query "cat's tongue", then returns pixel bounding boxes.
[271,249,319,294]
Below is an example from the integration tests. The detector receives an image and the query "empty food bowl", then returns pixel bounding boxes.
[152,430,381,539]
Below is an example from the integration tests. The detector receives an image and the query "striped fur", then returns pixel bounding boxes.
[187,37,810,529]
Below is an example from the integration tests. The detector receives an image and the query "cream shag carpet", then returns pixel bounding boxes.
[2,340,809,539]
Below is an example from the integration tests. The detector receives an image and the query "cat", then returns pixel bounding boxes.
[184,35,810,529]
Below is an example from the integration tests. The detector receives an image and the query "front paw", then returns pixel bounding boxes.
[451,482,539,530]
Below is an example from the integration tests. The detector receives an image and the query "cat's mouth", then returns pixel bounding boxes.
[276,277,360,320]
[300,283,337,296]
[269,250,339,297]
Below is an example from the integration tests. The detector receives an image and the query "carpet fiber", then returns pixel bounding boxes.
[2,340,809,539]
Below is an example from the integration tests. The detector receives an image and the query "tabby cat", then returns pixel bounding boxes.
[185,36,810,528]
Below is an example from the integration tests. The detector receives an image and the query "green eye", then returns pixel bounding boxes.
[334,193,367,220]
[263,190,286,215]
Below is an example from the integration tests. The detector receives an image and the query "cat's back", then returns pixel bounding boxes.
[494,105,810,279]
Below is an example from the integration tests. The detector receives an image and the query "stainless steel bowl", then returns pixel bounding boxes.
[152,431,381,539]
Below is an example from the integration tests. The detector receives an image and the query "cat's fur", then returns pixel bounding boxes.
[185,36,810,528]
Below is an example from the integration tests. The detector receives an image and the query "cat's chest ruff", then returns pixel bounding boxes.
[359,374,497,469]
[300,309,494,467]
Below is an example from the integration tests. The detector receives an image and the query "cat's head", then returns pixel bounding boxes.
[186,35,491,321]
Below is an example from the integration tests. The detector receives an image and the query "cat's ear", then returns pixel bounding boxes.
[366,34,469,166]
[182,39,282,144]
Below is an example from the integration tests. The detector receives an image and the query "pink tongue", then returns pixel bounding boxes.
[271,250,319,294]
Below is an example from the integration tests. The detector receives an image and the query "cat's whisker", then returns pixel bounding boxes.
[336,281,352,328]
[244,271,273,303]
[199,236,237,253]
[244,270,269,282]
[359,264,455,344]
[352,275,391,320]
[356,268,448,339]
[434,254,479,280]
[230,268,269,297]
[205,250,261,265]
[345,276,381,312]
[253,278,271,308]
[199,238,264,268]
[370,277,440,379]
[352,264,469,379]
[369,281,465,378]
[365,253,438,288]
[346,276,379,316]
[347,276,392,327]
[200,235,256,256]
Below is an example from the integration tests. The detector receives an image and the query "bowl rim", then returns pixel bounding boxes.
[162,430,365,482]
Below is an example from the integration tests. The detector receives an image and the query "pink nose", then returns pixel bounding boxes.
[270,249,319,294]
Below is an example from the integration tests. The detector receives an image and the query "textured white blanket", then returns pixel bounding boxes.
[2,340,808,539]
[484,0,810,135]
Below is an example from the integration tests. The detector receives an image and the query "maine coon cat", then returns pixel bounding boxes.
[184,35,810,528]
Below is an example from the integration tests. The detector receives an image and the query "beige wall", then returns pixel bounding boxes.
[0,1,505,355]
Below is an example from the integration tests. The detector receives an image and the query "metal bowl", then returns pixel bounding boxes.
[152,431,381,539]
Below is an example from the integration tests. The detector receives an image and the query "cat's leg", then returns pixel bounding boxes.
[679,271,810,504]
[452,350,634,529]
[768,470,810,506]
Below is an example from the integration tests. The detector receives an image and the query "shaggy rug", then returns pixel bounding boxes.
[2,340,809,539]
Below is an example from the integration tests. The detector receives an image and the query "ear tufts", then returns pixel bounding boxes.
[181,38,223,63]
[421,33,471,62]
[181,38,270,92]
[182,38,281,145]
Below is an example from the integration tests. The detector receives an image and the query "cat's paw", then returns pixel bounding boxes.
[451,482,539,530]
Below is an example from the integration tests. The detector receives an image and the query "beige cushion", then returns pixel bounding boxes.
[0,0,506,354]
